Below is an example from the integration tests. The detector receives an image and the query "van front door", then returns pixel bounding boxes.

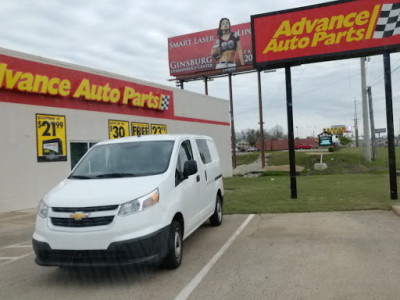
[175,139,202,236]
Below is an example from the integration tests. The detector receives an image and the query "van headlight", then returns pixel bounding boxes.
[119,189,159,216]
[37,200,49,218]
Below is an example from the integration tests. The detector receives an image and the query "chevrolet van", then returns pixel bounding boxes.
[33,134,224,269]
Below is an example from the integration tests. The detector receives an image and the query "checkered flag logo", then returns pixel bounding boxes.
[373,3,400,39]
[160,95,170,110]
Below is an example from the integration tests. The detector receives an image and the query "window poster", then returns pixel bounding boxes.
[36,114,67,162]
[131,122,150,136]
[151,124,167,135]
[108,120,130,139]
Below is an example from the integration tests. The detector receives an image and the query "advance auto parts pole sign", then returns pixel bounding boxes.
[251,0,400,68]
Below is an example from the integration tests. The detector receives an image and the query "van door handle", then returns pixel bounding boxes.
[196,175,200,182]
[205,171,207,181]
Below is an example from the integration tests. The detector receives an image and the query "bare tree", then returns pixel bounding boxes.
[235,125,287,147]
[268,125,286,140]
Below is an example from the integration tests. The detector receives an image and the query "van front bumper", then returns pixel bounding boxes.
[32,225,170,267]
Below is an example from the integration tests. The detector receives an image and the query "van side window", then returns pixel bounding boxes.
[175,140,193,186]
[206,140,220,163]
[196,139,212,164]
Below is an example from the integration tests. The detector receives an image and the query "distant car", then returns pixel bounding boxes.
[246,147,258,152]
[295,144,312,150]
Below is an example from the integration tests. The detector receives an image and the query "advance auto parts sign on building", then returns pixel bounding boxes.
[0,55,174,119]
[252,0,400,68]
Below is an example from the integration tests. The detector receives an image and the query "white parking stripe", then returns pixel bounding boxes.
[0,241,34,267]
[0,252,33,266]
[4,245,32,248]
[175,214,255,300]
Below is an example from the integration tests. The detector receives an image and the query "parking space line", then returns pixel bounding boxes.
[0,240,34,267]
[175,214,255,300]
[4,245,32,248]
[0,252,34,267]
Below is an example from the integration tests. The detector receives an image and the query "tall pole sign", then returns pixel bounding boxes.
[252,0,400,200]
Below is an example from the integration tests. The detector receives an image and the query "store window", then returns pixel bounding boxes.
[70,142,97,169]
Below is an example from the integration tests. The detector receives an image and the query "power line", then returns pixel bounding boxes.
[369,57,400,87]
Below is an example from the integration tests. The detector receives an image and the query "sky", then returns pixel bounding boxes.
[1,0,400,139]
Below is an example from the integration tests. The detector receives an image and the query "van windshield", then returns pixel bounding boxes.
[69,141,174,179]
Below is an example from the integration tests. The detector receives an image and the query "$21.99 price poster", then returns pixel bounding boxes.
[36,114,67,162]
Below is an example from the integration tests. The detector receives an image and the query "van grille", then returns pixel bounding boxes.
[50,206,118,227]
[52,205,118,213]
[51,216,114,227]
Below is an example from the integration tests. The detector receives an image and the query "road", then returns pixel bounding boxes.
[1,209,400,299]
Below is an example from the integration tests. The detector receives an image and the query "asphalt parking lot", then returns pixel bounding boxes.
[1,208,400,299]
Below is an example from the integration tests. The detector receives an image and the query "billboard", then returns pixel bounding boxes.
[168,20,254,78]
[252,0,400,69]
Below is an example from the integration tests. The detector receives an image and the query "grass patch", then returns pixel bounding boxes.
[223,174,395,214]
[267,147,400,175]
[260,171,288,177]
[226,147,400,214]
[236,152,260,166]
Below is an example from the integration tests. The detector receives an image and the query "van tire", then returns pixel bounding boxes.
[163,220,183,269]
[209,194,223,226]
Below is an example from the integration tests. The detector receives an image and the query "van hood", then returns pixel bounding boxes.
[44,175,165,208]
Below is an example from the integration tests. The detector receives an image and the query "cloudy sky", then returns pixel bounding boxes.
[1,0,400,138]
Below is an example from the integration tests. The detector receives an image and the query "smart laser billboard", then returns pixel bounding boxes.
[251,0,400,68]
[168,22,254,78]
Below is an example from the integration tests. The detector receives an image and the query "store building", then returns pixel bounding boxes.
[0,48,232,213]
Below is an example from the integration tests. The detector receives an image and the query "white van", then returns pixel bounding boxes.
[32,134,224,269]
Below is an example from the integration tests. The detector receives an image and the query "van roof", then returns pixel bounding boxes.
[96,134,213,146]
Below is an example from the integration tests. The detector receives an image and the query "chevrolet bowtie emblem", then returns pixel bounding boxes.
[70,212,89,221]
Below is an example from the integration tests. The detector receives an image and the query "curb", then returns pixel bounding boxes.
[393,205,400,217]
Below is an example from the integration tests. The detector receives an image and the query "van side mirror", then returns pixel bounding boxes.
[183,160,197,179]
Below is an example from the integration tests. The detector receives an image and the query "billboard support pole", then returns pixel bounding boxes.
[383,52,398,200]
[204,77,208,95]
[257,70,265,168]
[229,73,237,169]
[285,66,297,199]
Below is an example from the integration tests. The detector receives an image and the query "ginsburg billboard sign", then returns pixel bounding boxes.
[251,0,400,68]
[168,21,254,78]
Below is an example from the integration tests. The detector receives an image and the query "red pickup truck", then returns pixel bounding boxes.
[295,143,313,150]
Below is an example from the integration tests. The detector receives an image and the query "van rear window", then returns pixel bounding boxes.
[196,139,212,164]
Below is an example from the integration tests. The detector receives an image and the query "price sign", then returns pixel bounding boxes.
[131,122,150,136]
[36,114,67,162]
[109,120,130,139]
[151,124,167,135]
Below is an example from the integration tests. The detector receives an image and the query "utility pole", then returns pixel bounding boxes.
[367,86,377,160]
[354,98,359,147]
[360,57,371,162]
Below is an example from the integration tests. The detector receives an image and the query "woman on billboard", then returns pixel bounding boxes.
[211,18,245,70]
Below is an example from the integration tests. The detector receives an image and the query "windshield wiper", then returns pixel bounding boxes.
[94,173,138,178]
[68,175,93,179]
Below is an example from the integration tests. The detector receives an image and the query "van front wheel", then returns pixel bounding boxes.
[163,220,183,269]
[209,194,223,226]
